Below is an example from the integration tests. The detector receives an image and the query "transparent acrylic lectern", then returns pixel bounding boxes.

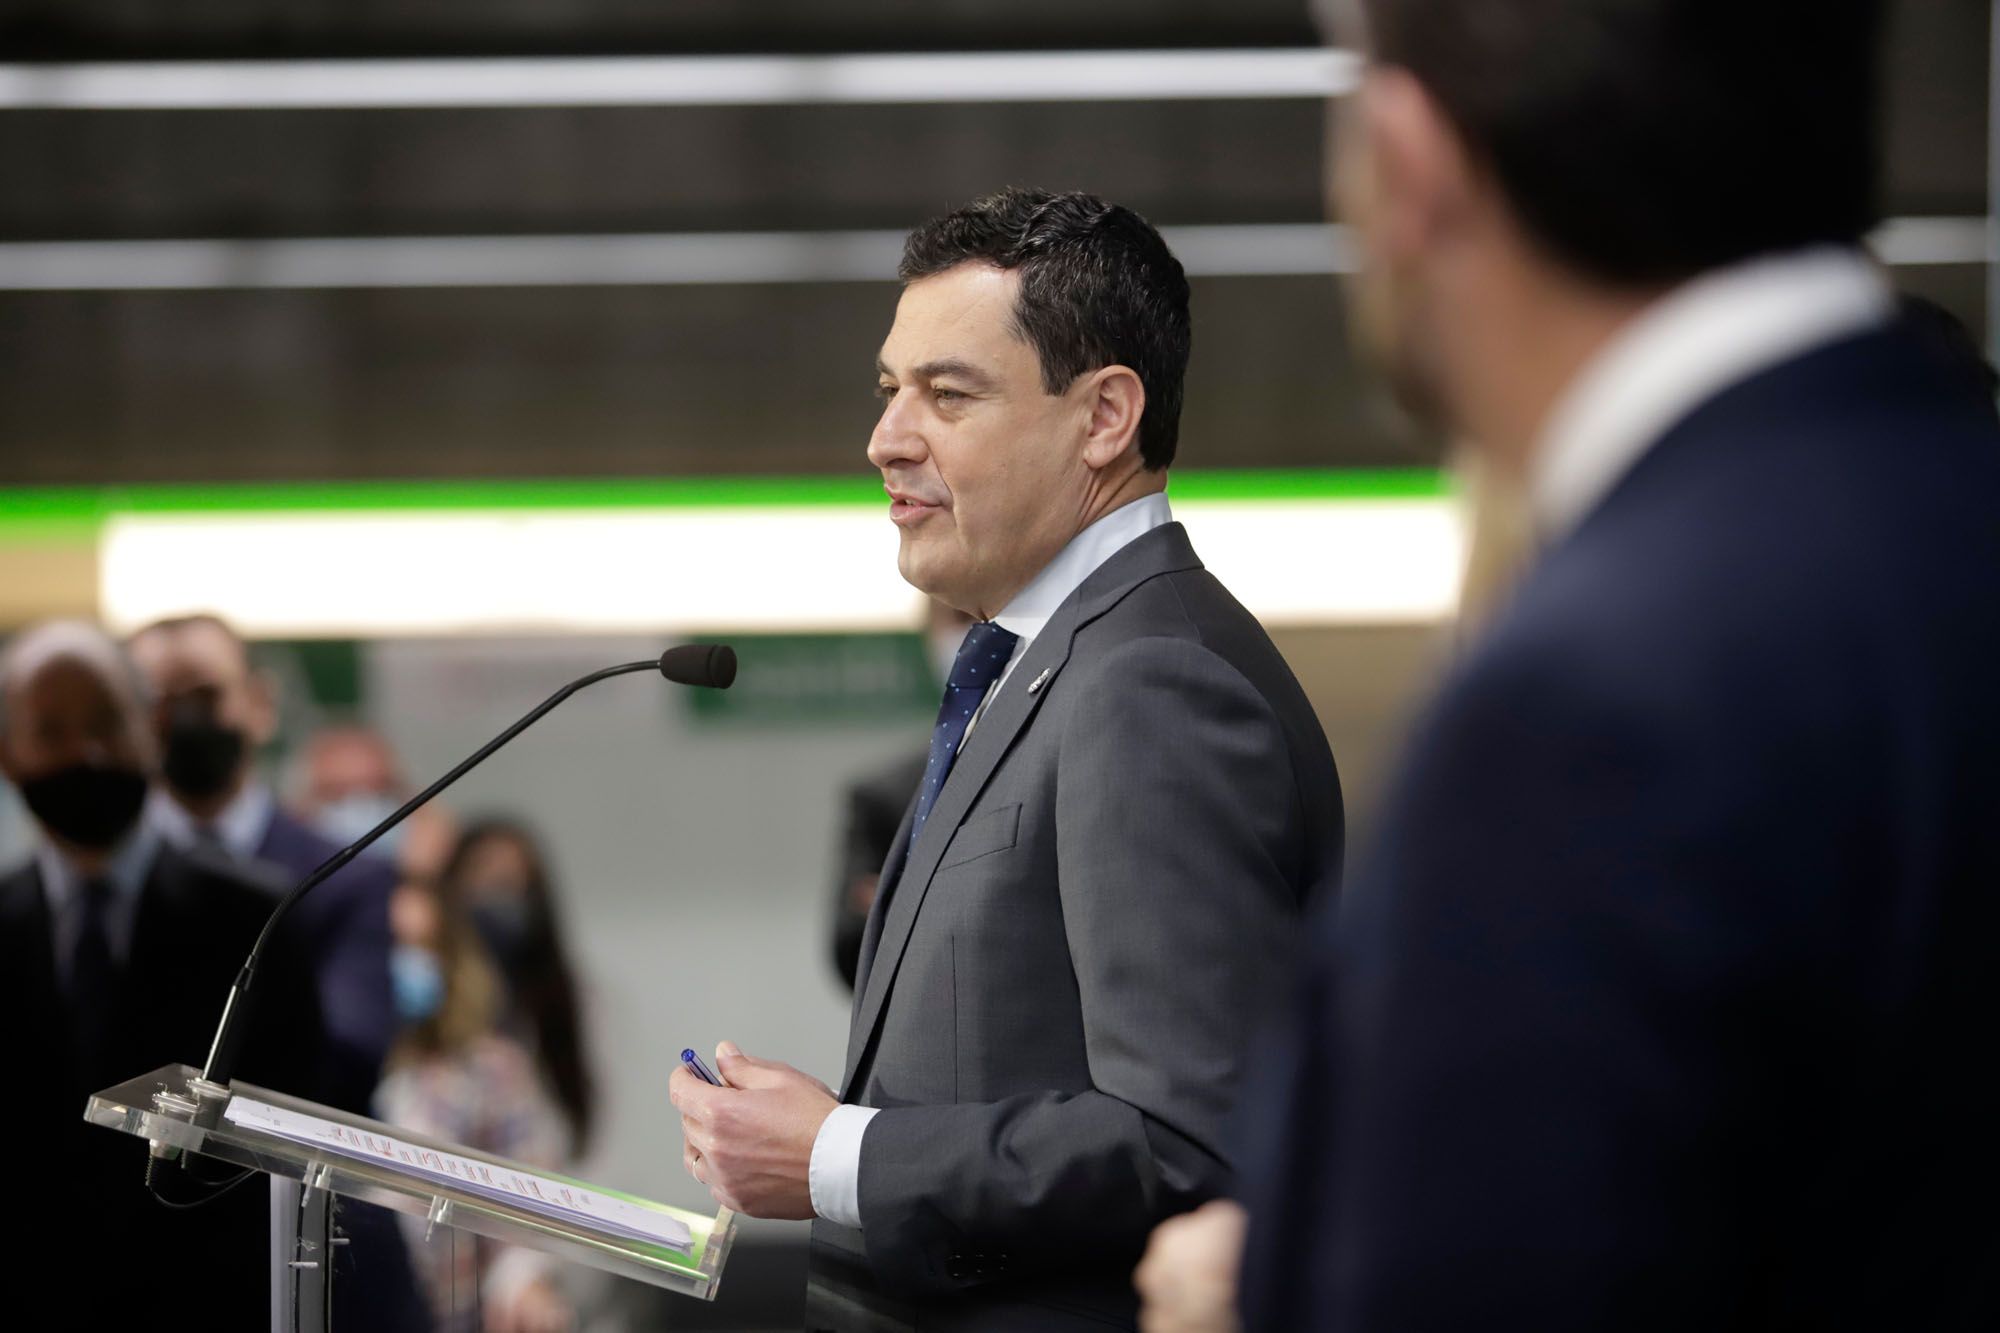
[86,1063,735,1331]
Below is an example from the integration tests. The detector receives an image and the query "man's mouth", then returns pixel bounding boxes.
[887,489,946,526]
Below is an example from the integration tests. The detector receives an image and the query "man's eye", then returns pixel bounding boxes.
[932,387,965,402]
[874,383,898,401]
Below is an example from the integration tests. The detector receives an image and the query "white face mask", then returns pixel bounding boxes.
[312,792,407,857]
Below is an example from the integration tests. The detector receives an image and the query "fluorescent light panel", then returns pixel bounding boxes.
[0,220,1973,292]
[1870,216,1996,267]
[0,49,1360,110]
[98,499,1462,637]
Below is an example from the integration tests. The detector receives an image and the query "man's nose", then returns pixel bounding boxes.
[42,734,113,771]
[867,391,927,470]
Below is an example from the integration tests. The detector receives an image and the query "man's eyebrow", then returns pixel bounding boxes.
[912,357,997,388]
[874,355,999,388]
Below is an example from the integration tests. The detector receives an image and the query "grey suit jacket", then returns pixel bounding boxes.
[807,522,1343,1332]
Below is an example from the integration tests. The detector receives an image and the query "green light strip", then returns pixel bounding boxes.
[0,467,1446,542]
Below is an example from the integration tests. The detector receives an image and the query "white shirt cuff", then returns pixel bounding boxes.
[809,1103,880,1230]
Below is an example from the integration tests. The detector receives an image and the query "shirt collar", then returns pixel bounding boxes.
[145,781,273,862]
[992,491,1173,648]
[1530,246,1893,541]
[38,819,158,918]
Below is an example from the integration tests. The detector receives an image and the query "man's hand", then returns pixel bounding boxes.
[1135,1199,1248,1333]
[484,1276,570,1333]
[668,1041,838,1220]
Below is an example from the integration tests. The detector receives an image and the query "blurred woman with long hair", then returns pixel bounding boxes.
[376,870,572,1333]
[436,818,596,1158]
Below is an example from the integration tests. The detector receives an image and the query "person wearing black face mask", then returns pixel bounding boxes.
[125,614,428,1333]
[129,614,403,1113]
[0,620,331,1331]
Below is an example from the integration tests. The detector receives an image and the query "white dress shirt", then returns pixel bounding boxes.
[1531,246,1893,542]
[808,489,1175,1231]
[146,781,276,862]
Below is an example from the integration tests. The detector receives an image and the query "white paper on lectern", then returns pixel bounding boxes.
[223,1096,692,1252]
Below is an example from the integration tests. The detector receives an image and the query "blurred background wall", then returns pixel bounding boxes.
[0,2,1990,1326]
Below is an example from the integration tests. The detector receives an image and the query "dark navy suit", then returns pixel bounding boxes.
[254,805,398,1112]
[1237,322,2000,1329]
[250,804,429,1332]
[0,842,327,1330]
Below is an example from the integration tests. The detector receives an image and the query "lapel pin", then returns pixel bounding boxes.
[1027,668,1053,695]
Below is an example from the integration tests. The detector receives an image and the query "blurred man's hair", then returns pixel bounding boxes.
[131,611,244,649]
[898,187,1192,471]
[0,620,152,740]
[1899,293,2000,409]
[1339,0,1885,286]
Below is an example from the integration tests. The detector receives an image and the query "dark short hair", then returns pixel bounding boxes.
[1352,0,1886,285]
[1900,294,2000,407]
[129,611,254,672]
[898,188,1192,471]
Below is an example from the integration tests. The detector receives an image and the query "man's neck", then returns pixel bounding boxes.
[48,824,145,881]
[1453,269,1659,487]
[54,840,112,878]
[972,470,1166,620]
[171,770,249,825]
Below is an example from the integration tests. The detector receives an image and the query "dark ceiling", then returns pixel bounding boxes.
[0,1,1987,484]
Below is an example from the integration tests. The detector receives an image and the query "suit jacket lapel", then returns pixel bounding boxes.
[842,617,1077,1094]
[0,866,66,1083]
[841,522,1206,1095]
[851,793,919,1000]
[113,846,190,1080]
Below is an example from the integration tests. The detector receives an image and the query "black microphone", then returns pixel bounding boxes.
[199,644,737,1089]
[658,642,738,690]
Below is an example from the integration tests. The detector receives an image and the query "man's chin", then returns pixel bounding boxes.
[1380,352,1449,433]
[896,546,973,613]
[1346,281,1451,435]
[895,542,942,596]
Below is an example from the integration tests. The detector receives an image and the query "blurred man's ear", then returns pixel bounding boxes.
[246,667,281,749]
[1355,68,1476,270]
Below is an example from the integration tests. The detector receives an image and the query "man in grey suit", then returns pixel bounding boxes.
[669,188,1344,1331]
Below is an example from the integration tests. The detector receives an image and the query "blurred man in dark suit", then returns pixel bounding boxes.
[1140,2,2000,1330]
[0,620,329,1331]
[127,614,426,1332]
[129,614,398,1109]
[827,751,925,991]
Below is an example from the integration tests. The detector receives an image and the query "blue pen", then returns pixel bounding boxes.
[680,1048,724,1087]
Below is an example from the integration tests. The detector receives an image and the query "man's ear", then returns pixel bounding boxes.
[1079,365,1147,472]
[246,668,281,749]
[1355,67,1477,268]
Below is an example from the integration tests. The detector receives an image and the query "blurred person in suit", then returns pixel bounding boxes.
[670,188,1345,1332]
[827,600,973,990]
[127,613,428,1331]
[438,818,597,1159]
[0,620,328,1330]
[377,843,573,1333]
[1138,1,2000,1330]
[298,720,461,883]
[128,614,398,1110]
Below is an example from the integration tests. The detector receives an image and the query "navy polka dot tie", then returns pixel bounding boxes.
[909,620,1020,849]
